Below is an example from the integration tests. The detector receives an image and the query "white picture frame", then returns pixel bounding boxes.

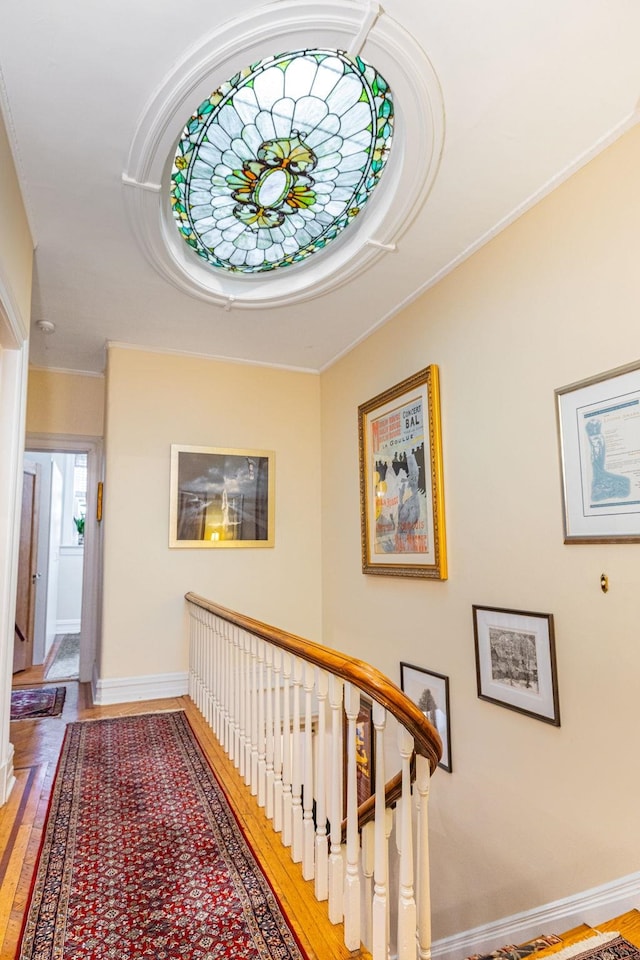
[556,360,640,542]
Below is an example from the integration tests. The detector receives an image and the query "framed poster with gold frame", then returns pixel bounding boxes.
[358,365,447,579]
[169,444,275,548]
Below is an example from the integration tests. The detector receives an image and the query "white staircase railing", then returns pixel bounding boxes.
[186,593,442,960]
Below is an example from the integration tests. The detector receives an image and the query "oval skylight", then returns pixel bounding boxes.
[170,48,394,274]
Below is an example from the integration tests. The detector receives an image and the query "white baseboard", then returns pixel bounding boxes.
[432,871,640,960]
[56,619,80,634]
[92,670,189,706]
[0,742,15,806]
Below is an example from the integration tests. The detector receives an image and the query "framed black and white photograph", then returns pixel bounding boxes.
[169,445,275,548]
[472,606,560,726]
[556,360,640,542]
[400,662,452,772]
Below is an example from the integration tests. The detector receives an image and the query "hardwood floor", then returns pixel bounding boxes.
[1,674,370,959]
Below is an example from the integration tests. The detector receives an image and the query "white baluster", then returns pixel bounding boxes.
[188,607,197,706]
[328,674,344,924]
[213,615,222,738]
[281,652,293,846]
[361,820,375,951]
[244,631,253,785]
[198,610,206,723]
[257,639,266,807]
[199,610,207,721]
[272,647,283,832]
[397,726,417,960]
[314,668,329,901]
[416,754,432,960]
[196,608,204,714]
[372,700,388,960]
[226,621,234,760]
[265,643,275,820]
[250,635,259,795]
[238,629,247,778]
[291,656,303,863]
[302,662,316,881]
[343,682,361,951]
[233,626,242,766]
[211,614,219,727]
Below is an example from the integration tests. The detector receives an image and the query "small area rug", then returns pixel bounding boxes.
[18,710,309,960]
[466,935,562,960]
[44,632,80,680]
[10,686,66,720]
[537,934,639,960]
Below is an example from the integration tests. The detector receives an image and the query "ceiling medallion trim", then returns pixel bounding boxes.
[123,0,444,309]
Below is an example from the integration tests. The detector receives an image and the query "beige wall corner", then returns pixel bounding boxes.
[26,368,105,437]
[0,106,32,342]
[101,346,322,681]
[320,123,640,938]
[0,106,32,806]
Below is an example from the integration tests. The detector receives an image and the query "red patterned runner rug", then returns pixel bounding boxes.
[18,711,309,960]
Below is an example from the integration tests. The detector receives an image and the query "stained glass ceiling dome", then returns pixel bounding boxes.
[170,49,394,274]
[123,2,443,308]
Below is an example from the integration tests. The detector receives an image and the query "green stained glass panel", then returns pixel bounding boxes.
[171,48,394,274]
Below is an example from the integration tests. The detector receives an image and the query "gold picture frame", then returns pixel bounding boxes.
[358,365,447,579]
[169,445,275,548]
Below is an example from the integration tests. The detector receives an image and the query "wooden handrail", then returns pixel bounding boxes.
[186,592,442,774]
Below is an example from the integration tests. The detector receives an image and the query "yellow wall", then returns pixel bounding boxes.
[26,368,105,437]
[320,124,640,936]
[0,110,32,338]
[101,346,322,679]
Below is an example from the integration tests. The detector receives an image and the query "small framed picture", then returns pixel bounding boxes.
[472,606,560,726]
[343,697,375,808]
[400,662,452,772]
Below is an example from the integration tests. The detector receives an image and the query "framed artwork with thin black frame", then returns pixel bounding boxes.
[400,661,452,772]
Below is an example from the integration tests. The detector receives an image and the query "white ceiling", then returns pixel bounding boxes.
[1,0,638,375]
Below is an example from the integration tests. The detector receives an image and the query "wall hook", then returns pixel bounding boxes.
[600,573,609,593]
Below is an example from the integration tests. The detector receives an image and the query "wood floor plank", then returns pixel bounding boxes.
[596,910,640,947]
[0,763,47,950]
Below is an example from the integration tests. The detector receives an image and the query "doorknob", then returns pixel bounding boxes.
[32,572,42,583]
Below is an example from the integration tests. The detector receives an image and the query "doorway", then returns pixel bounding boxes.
[23,435,103,685]
[20,452,86,680]
[13,462,39,674]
